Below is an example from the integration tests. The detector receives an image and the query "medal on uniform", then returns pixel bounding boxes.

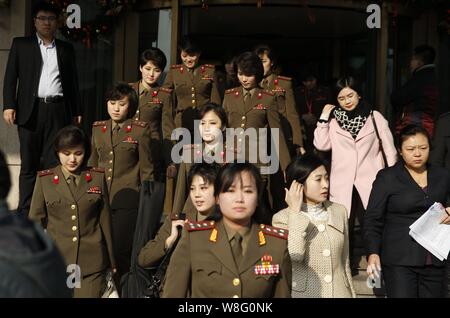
[87,186,101,194]
[254,104,265,110]
[200,65,205,73]
[274,79,279,85]
[254,254,279,275]
[257,92,262,99]
[126,125,132,133]
[209,228,218,242]
[179,67,184,73]
[234,91,240,97]
[85,173,92,183]
[258,230,266,246]
[152,90,158,97]
[52,175,59,184]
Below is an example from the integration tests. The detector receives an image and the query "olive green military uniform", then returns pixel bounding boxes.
[89,118,154,287]
[162,220,292,298]
[163,64,222,131]
[138,207,204,268]
[261,74,304,153]
[222,86,291,172]
[129,81,175,177]
[29,165,115,298]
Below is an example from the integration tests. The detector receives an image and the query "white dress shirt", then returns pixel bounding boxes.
[37,34,63,98]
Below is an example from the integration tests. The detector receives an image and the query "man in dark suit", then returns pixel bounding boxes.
[2,1,81,217]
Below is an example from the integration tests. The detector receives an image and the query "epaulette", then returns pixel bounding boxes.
[277,75,292,81]
[225,88,237,94]
[260,224,288,240]
[261,90,275,97]
[202,64,215,69]
[170,64,182,69]
[187,220,216,232]
[158,87,172,94]
[89,167,105,173]
[132,120,148,128]
[93,121,107,127]
[37,169,54,177]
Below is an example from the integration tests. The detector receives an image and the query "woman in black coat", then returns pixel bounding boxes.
[364,125,450,298]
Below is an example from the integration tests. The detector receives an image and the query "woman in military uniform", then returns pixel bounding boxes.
[163,37,221,135]
[138,162,220,268]
[172,103,228,218]
[29,125,115,298]
[129,48,175,180]
[163,162,292,298]
[88,83,154,290]
[254,44,305,156]
[223,52,291,213]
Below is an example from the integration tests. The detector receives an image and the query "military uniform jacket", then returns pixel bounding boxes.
[130,81,175,168]
[163,64,222,128]
[89,118,154,209]
[138,207,198,268]
[261,74,304,148]
[223,86,291,171]
[29,165,115,277]
[162,220,292,298]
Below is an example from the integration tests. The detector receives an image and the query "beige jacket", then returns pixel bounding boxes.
[272,201,356,298]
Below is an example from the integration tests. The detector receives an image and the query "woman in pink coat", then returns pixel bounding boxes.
[313,76,397,274]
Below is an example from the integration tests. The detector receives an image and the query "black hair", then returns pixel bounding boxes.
[286,154,328,187]
[32,1,60,18]
[253,44,278,74]
[0,150,11,200]
[179,36,202,55]
[54,126,91,169]
[139,47,167,70]
[413,45,436,65]
[199,103,228,130]
[208,162,270,225]
[234,52,264,85]
[187,163,221,189]
[334,76,362,100]
[397,124,431,149]
[105,82,138,119]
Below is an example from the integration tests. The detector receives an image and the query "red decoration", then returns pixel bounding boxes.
[201,66,205,73]
[126,125,132,133]
[53,175,59,185]
[85,173,92,183]
[179,67,184,73]
[152,90,158,97]
[234,91,240,97]
[102,125,107,133]
[274,79,279,85]
[257,92,263,99]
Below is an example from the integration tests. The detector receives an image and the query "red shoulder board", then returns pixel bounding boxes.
[225,88,238,94]
[187,221,216,232]
[261,90,275,97]
[132,120,148,128]
[158,87,172,94]
[93,121,107,127]
[277,75,292,81]
[260,224,288,240]
[37,169,54,177]
[170,64,182,69]
[89,167,105,173]
[203,64,215,69]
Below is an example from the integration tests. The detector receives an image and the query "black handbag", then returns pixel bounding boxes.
[370,111,388,168]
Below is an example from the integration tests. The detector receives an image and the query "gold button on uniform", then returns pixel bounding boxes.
[191,94,195,97]
[240,124,245,128]
[233,295,239,298]
[71,204,76,210]
[109,151,113,155]
[107,176,111,180]
[108,168,112,172]
[72,237,77,242]
[109,160,113,164]
[71,215,76,221]
[72,226,77,231]
[192,99,196,104]
[241,116,246,120]
[232,278,240,286]
[191,87,195,92]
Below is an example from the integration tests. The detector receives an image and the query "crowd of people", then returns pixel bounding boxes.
[1,1,449,298]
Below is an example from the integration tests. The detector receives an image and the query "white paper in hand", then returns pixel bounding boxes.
[409,202,450,261]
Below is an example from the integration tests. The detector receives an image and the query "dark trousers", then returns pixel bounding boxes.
[383,264,446,298]
[17,100,69,217]
[348,187,365,276]
[111,207,138,293]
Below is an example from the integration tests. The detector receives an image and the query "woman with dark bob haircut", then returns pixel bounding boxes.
[223,52,292,215]
[29,125,116,298]
[273,154,355,298]
[163,162,292,298]
[364,124,450,298]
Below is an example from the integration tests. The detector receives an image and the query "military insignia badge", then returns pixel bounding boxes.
[254,254,280,275]
[122,137,138,144]
[85,173,92,183]
[87,186,102,194]
[53,175,59,184]
[253,104,266,110]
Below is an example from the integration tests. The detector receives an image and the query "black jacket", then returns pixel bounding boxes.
[2,36,81,125]
[430,112,450,170]
[0,201,71,297]
[364,161,450,267]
